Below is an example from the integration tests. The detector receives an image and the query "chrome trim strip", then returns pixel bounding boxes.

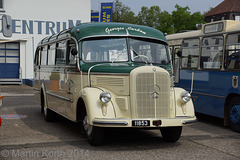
[33,87,40,91]
[182,119,198,124]
[79,35,168,44]
[192,92,225,99]
[46,91,73,103]
[93,120,128,126]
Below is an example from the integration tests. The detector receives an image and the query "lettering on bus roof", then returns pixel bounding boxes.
[105,26,146,35]
[105,27,125,34]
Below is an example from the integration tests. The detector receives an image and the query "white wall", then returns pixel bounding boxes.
[1,0,90,83]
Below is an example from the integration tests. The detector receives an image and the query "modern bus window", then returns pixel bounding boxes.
[56,40,67,65]
[181,38,199,69]
[226,33,240,69]
[48,44,56,65]
[201,36,223,69]
[82,38,128,62]
[41,46,48,65]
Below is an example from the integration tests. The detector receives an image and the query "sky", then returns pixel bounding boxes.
[91,0,224,14]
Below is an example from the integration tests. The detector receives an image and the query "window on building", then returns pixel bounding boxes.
[235,16,240,22]
[0,0,3,9]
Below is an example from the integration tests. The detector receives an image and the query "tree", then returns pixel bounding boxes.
[111,1,205,34]
[172,5,191,33]
[137,6,161,28]
[112,0,136,24]
[158,11,173,34]
[172,5,205,33]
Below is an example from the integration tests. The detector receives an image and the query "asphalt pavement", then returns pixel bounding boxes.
[0,85,239,160]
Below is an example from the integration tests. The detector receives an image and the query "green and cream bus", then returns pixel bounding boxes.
[34,22,197,145]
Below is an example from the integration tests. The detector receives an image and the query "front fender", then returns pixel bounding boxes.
[174,87,195,117]
[80,87,116,125]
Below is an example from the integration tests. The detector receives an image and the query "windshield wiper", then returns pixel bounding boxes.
[131,48,150,64]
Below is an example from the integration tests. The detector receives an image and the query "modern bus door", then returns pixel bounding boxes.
[0,42,21,84]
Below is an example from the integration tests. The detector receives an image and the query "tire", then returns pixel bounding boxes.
[42,95,55,122]
[160,126,182,142]
[83,115,105,146]
[229,97,240,133]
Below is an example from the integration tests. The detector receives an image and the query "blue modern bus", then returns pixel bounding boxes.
[167,20,240,132]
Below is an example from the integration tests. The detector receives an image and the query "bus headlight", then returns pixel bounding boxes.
[99,91,111,103]
[181,91,191,103]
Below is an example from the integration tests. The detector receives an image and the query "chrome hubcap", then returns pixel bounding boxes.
[83,115,93,136]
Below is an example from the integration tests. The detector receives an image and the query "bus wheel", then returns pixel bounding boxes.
[160,126,182,142]
[229,97,240,133]
[43,97,55,122]
[83,115,104,146]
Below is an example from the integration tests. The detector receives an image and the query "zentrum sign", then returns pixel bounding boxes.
[7,19,81,35]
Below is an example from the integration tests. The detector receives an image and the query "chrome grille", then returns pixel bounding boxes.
[135,72,170,118]
[97,76,125,86]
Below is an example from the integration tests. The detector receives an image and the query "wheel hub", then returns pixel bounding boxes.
[83,115,93,136]
[230,104,240,126]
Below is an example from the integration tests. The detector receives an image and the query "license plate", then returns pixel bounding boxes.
[132,120,150,127]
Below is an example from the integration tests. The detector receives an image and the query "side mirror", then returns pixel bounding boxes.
[177,50,182,58]
[71,48,78,56]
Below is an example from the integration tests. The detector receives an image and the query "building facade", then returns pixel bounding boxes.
[205,0,240,22]
[0,0,90,86]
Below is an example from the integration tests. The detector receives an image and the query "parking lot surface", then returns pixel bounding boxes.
[0,85,239,160]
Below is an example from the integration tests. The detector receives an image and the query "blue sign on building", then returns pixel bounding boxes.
[91,12,99,22]
[100,2,113,22]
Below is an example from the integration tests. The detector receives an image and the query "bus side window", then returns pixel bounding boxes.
[181,38,199,69]
[226,33,240,69]
[48,43,56,65]
[67,40,77,65]
[34,48,40,66]
[201,36,223,69]
[56,40,67,65]
[41,46,48,65]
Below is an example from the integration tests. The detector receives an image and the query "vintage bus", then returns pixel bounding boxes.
[34,22,197,145]
[167,20,240,133]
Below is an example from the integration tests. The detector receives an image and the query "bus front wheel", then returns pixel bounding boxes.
[83,115,105,146]
[42,94,55,122]
[160,126,182,142]
[229,97,240,133]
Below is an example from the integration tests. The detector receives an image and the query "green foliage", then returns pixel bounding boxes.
[111,1,206,34]
[112,0,136,23]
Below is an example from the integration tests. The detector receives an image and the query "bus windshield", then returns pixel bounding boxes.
[130,38,169,64]
[82,37,169,64]
[82,38,128,62]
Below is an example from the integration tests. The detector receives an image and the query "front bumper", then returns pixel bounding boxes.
[92,116,197,127]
